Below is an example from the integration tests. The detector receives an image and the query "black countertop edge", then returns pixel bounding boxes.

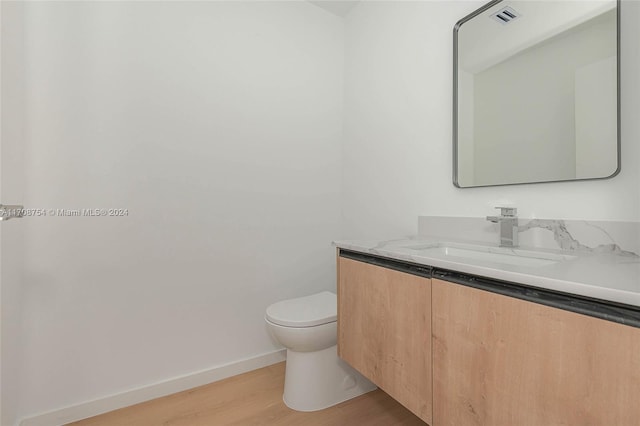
[339,249,432,279]
[338,249,640,329]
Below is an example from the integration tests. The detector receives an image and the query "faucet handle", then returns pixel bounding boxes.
[495,206,517,217]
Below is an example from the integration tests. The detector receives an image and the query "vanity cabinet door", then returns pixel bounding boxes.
[432,278,640,426]
[338,256,432,424]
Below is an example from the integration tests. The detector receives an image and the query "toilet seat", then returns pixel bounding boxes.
[266,291,336,328]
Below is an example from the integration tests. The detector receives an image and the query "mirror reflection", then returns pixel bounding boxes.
[454,0,619,188]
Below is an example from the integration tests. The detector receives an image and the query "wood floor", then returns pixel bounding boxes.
[69,362,427,426]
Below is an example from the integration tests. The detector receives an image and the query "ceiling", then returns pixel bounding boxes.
[459,0,616,73]
[308,1,359,17]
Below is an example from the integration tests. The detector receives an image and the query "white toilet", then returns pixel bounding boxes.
[265,291,376,411]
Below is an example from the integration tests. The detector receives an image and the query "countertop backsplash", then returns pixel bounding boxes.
[418,216,640,257]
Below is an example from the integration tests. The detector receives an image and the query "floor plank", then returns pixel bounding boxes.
[69,362,427,426]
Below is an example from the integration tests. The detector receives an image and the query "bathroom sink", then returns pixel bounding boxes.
[404,242,576,267]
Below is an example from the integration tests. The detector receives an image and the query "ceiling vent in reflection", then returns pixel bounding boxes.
[490,6,521,24]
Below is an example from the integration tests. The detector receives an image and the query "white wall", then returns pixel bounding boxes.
[343,0,639,240]
[4,1,343,422]
[1,2,27,425]
[456,69,474,187]
[575,56,618,178]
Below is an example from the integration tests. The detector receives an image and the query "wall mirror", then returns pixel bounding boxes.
[453,0,619,188]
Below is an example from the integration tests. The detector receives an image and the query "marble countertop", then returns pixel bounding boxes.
[334,237,640,308]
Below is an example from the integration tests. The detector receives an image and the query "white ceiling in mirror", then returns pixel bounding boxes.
[308,0,359,17]
[459,0,616,73]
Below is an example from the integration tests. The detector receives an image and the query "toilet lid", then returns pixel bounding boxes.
[266,291,337,327]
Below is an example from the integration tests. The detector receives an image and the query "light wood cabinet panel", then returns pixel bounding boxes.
[338,256,432,424]
[432,278,640,426]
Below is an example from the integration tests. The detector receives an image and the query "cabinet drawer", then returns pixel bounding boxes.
[338,256,432,424]
[432,278,640,426]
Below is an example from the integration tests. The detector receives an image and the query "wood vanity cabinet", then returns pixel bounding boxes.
[432,278,640,426]
[337,256,433,424]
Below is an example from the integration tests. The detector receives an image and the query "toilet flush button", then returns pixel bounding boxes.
[342,375,357,390]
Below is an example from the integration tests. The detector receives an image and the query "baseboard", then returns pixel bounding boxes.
[19,349,286,426]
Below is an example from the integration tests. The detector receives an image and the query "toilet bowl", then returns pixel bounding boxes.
[265,291,376,411]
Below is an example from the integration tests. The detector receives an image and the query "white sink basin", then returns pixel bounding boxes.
[404,242,577,267]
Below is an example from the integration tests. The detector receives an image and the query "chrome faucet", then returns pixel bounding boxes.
[486,207,519,247]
